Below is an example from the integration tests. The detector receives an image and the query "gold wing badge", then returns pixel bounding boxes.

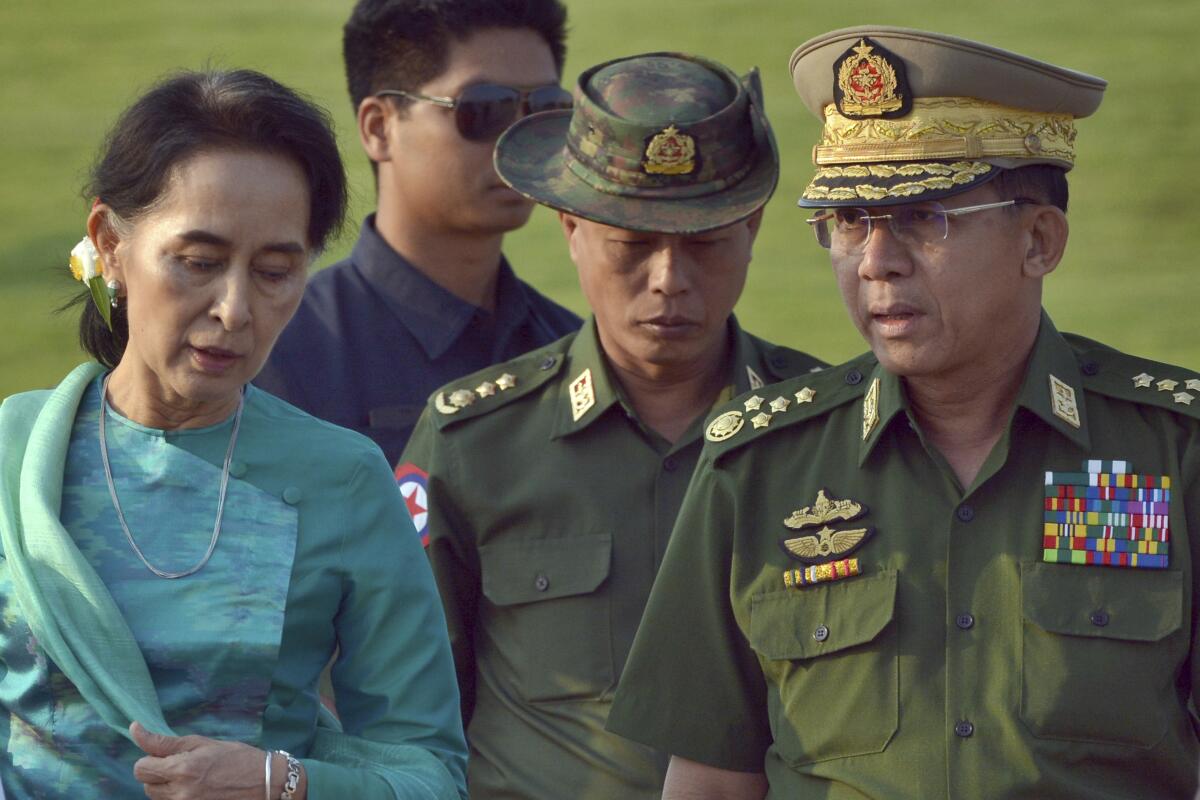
[779,489,874,565]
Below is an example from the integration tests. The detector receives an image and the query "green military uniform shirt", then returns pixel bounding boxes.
[401,316,824,799]
[608,313,1200,798]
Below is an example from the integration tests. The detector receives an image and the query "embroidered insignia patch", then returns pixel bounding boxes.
[569,368,596,422]
[643,124,696,175]
[862,377,880,441]
[747,365,765,390]
[780,489,874,565]
[1049,374,1081,428]
[833,37,912,120]
[705,410,744,442]
[394,463,430,547]
[1043,460,1171,569]
[784,557,861,588]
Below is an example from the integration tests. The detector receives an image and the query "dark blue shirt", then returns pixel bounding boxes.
[256,216,581,466]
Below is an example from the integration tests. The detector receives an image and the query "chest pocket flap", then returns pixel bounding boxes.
[480,533,612,606]
[1022,562,1182,642]
[750,570,897,660]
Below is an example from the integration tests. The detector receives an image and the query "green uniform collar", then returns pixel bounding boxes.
[859,311,1091,465]
[552,315,772,440]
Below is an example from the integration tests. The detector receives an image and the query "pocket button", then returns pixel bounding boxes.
[955,720,974,738]
[955,613,975,630]
[1089,609,1110,627]
[813,624,830,642]
[534,573,550,592]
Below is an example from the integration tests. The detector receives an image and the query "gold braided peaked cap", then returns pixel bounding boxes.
[790,27,1107,206]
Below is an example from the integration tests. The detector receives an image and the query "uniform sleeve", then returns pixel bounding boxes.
[400,410,481,725]
[302,448,468,800]
[1182,418,1200,722]
[607,454,771,771]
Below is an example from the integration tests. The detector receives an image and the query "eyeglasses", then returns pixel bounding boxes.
[375,83,574,142]
[805,198,1038,251]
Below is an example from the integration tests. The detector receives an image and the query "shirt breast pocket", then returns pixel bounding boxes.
[479,533,614,703]
[1020,562,1183,748]
[748,569,899,765]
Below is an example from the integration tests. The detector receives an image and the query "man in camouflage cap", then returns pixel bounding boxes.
[399,52,825,799]
[609,27,1200,798]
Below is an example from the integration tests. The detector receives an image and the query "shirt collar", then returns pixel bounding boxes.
[349,214,530,360]
[551,315,763,440]
[858,310,1091,465]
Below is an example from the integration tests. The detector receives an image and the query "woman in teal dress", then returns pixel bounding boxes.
[0,69,467,799]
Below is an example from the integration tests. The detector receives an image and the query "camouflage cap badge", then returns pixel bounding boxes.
[495,52,779,234]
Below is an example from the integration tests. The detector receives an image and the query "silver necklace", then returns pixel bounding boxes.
[98,375,244,579]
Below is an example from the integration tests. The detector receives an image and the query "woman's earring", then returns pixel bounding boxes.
[106,279,122,309]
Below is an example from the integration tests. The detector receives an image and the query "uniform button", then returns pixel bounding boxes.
[539,356,556,370]
[813,624,830,642]
[955,504,975,523]
[1081,361,1100,377]
[282,487,303,505]
[534,573,550,592]
[955,613,975,630]
[1089,610,1110,627]
[264,704,284,722]
[955,720,974,738]
[663,457,677,472]
[229,460,247,479]
[844,369,863,386]
[770,355,788,369]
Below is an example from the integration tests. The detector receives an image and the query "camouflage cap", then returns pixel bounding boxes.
[789,26,1107,207]
[494,52,779,234]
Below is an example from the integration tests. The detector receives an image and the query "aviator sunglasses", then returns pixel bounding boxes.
[375,83,574,142]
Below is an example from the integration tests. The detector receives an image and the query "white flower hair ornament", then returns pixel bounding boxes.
[69,236,116,331]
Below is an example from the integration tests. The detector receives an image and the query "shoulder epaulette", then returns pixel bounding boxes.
[429,339,570,430]
[747,333,831,382]
[1067,334,1200,421]
[703,352,876,459]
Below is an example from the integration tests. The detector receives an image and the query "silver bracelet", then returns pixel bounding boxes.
[278,750,302,800]
[264,749,273,800]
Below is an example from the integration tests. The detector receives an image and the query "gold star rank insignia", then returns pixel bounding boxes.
[1175,392,1195,406]
[1049,375,1081,428]
[569,368,596,421]
[475,381,497,398]
[744,395,764,412]
[769,396,791,413]
[706,410,744,442]
[1157,378,1178,392]
[495,373,517,391]
[751,412,772,429]
[1132,372,1154,388]
[449,389,476,408]
[795,386,816,404]
[862,378,880,441]
[1187,379,1200,392]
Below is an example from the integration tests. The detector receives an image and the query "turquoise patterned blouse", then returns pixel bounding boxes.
[0,374,467,798]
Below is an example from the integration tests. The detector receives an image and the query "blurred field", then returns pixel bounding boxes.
[2,0,1197,398]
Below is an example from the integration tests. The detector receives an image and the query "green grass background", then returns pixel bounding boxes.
[2,0,1197,398]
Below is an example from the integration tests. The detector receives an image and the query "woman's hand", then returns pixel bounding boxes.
[131,721,272,799]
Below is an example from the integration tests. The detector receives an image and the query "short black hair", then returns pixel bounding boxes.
[342,0,568,112]
[77,68,347,368]
[991,164,1069,213]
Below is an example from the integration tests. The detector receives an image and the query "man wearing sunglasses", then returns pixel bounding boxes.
[257,0,581,469]
[609,27,1200,799]
[400,53,826,799]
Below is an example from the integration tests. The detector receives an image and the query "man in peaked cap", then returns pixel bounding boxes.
[608,27,1200,799]
[399,52,825,799]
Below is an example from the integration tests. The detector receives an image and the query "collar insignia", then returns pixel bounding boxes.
[833,37,912,120]
[643,124,696,175]
[862,377,880,440]
[1049,374,1081,428]
[747,365,765,390]
[706,410,745,442]
[569,368,596,422]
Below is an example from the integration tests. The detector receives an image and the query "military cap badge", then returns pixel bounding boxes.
[832,37,912,119]
[780,488,875,565]
[643,124,696,175]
